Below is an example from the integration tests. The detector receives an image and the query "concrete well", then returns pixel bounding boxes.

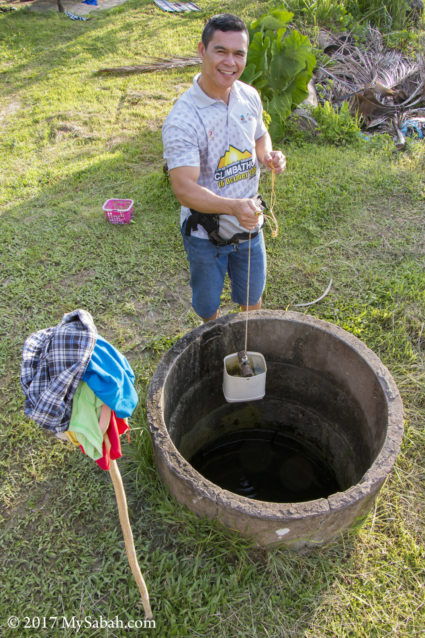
[146,310,404,549]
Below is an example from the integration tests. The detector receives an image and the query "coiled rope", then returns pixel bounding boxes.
[262,166,279,238]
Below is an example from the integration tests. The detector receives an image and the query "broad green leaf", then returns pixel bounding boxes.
[255,10,293,33]
[249,7,293,38]
[268,93,292,141]
[242,4,316,141]
[244,31,270,75]
[272,31,315,85]
[270,92,292,122]
[241,63,264,86]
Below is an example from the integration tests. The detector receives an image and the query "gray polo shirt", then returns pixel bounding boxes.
[162,74,268,239]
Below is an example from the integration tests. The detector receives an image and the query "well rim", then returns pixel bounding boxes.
[146,310,404,524]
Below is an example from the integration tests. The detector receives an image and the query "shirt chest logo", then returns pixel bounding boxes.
[214,145,256,188]
[240,112,255,122]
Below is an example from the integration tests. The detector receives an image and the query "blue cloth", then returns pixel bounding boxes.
[20,309,97,433]
[400,120,424,139]
[82,335,138,418]
[181,224,266,319]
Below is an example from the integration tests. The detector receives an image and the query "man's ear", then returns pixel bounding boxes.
[198,41,205,60]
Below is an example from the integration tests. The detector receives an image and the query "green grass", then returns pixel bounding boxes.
[1,1,425,637]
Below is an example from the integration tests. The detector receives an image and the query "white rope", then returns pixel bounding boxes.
[244,230,252,353]
[243,166,278,353]
[292,277,333,307]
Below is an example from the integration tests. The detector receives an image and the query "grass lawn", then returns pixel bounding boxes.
[0,0,424,636]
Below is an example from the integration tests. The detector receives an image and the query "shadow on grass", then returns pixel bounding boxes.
[0,0,202,94]
[0,127,196,383]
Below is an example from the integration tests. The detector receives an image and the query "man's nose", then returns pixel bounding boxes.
[223,52,236,66]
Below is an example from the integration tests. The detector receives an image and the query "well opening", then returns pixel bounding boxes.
[170,365,379,502]
[147,310,403,549]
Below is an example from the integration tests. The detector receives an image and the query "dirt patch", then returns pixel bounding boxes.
[0,99,21,124]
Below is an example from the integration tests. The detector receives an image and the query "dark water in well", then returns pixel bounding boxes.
[190,428,340,503]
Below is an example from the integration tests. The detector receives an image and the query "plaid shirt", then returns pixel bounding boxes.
[20,309,97,433]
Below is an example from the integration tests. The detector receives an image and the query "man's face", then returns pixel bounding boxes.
[198,29,248,100]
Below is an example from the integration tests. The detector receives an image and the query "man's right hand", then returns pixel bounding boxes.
[169,167,263,230]
[230,198,262,231]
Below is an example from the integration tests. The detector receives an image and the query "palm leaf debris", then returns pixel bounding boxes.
[314,27,425,144]
[96,56,201,75]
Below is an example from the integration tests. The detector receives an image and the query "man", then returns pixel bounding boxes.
[162,13,286,322]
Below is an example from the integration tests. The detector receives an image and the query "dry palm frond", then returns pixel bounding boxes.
[315,26,425,135]
[96,56,201,75]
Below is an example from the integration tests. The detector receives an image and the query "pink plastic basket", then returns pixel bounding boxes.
[103,198,134,225]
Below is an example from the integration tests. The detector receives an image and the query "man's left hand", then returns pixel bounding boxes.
[262,151,286,174]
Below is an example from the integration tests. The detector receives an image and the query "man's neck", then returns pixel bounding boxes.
[197,74,232,104]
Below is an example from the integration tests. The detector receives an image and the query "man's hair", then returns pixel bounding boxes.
[201,14,249,49]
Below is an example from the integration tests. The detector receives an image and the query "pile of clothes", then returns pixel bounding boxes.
[20,309,137,470]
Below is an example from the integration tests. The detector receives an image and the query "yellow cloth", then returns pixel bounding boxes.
[65,431,79,445]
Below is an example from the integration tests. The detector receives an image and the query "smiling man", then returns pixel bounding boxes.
[162,14,286,322]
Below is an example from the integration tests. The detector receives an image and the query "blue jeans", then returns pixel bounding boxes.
[181,225,267,319]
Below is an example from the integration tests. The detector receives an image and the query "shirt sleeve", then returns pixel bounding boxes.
[254,94,268,141]
[162,108,200,170]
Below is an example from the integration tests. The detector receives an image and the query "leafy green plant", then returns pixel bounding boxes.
[311,100,362,145]
[383,28,424,53]
[345,0,417,31]
[241,5,316,142]
[282,0,354,30]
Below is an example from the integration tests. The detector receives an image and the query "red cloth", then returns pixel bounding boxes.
[96,411,129,470]
[79,411,129,470]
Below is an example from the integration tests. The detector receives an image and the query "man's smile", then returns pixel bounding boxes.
[197,29,248,102]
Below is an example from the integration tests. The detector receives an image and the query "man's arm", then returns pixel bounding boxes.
[255,132,286,174]
[169,166,261,231]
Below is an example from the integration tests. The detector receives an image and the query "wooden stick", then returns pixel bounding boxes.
[108,451,153,619]
[96,57,201,75]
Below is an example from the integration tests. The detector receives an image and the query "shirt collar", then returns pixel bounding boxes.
[190,73,238,108]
